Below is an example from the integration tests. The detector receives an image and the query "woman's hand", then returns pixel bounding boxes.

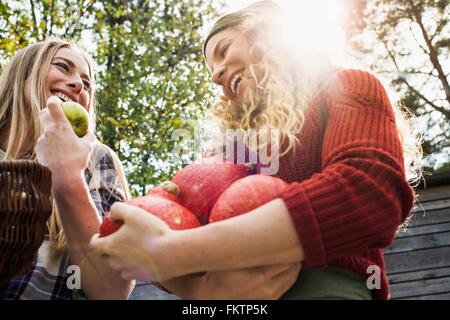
[161,263,301,300]
[89,202,175,283]
[36,96,95,188]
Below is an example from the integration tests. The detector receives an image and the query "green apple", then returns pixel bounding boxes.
[61,101,89,137]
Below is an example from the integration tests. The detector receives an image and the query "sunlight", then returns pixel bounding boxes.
[273,0,347,66]
[224,0,348,65]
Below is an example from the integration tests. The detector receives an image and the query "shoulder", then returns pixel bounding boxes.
[84,142,122,189]
[319,68,394,117]
[90,142,120,170]
[324,69,390,104]
[85,142,128,208]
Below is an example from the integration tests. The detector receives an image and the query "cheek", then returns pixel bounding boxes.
[45,67,61,87]
[228,48,242,64]
[230,42,254,65]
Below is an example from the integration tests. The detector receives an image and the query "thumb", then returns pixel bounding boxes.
[47,96,68,123]
[89,233,107,251]
[109,202,130,222]
[110,201,167,227]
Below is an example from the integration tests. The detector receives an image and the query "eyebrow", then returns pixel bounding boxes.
[53,57,90,81]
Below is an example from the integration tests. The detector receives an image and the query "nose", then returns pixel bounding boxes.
[67,75,83,93]
[211,64,226,85]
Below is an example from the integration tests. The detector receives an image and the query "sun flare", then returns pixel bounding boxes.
[225,0,348,65]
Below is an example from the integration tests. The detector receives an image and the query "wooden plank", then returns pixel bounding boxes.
[405,208,450,227]
[389,276,450,299]
[416,185,450,202]
[385,231,450,254]
[395,222,450,238]
[412,198,450,212]
[384,246,450,274]
[398,292,450,300]
[388,266,450,283]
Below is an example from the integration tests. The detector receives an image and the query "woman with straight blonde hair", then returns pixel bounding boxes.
[92,1,422,300]
[0,37,133,299]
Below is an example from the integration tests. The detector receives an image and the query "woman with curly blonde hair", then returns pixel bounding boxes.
[0,38,133,299]
[91,1,422,300]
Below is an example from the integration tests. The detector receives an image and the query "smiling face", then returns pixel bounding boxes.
[45,47,92,110]
[205,28,259,104]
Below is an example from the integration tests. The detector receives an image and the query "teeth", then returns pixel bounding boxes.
[51,91,72,102]
[230,71,244,95]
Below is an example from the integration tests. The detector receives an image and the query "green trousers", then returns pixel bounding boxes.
[281,267,372,300]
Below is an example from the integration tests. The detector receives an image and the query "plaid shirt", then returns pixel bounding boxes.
[1,145,126,300]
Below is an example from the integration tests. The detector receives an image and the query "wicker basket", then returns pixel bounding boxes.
[0,160,52,288]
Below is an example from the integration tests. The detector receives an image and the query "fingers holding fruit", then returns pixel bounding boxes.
[41,95,90,137]
[93,202,178,282]
[91,234,145,282]
[90,231,165,283]
[100,200,188,238]
[46,95,69,123]
[36,96,95,180]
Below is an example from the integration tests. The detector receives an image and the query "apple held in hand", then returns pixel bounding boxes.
[61,101,89,137]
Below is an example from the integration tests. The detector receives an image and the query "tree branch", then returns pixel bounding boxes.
[408,23,428,55]
[404,68,438,78]
[380,37,450,119]
[42,0,49,37]
[68,0,95,38]
[407,0,450,105]
[29,0,39,36]
[49,0,54,36]
[430,131,450,149]
[400,78,450,119]
[63,0,72,37]
[430,16,448,42]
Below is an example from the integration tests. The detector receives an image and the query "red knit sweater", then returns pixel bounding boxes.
[276,69,414,300]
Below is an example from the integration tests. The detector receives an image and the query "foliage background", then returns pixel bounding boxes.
[0,0,221,195]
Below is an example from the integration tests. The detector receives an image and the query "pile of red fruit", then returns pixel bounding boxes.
[99,162,288,237]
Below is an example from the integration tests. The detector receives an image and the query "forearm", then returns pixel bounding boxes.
[161,274,204,299]
[52,174,101,260]
[52,174,133,299]
[165,198,304,277]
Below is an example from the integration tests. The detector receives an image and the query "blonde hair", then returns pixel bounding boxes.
[0,37,130,254]
[204,1,422,185]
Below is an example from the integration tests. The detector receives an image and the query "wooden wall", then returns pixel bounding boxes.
[385,184,450,300]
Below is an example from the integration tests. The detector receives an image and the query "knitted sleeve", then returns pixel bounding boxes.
[279,69,414,268]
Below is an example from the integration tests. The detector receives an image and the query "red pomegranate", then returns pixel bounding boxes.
[99,194,200,237]
[208,175,288,223]
[146,180,180,203]
[99,214,123,237]
[171,163,253,224]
